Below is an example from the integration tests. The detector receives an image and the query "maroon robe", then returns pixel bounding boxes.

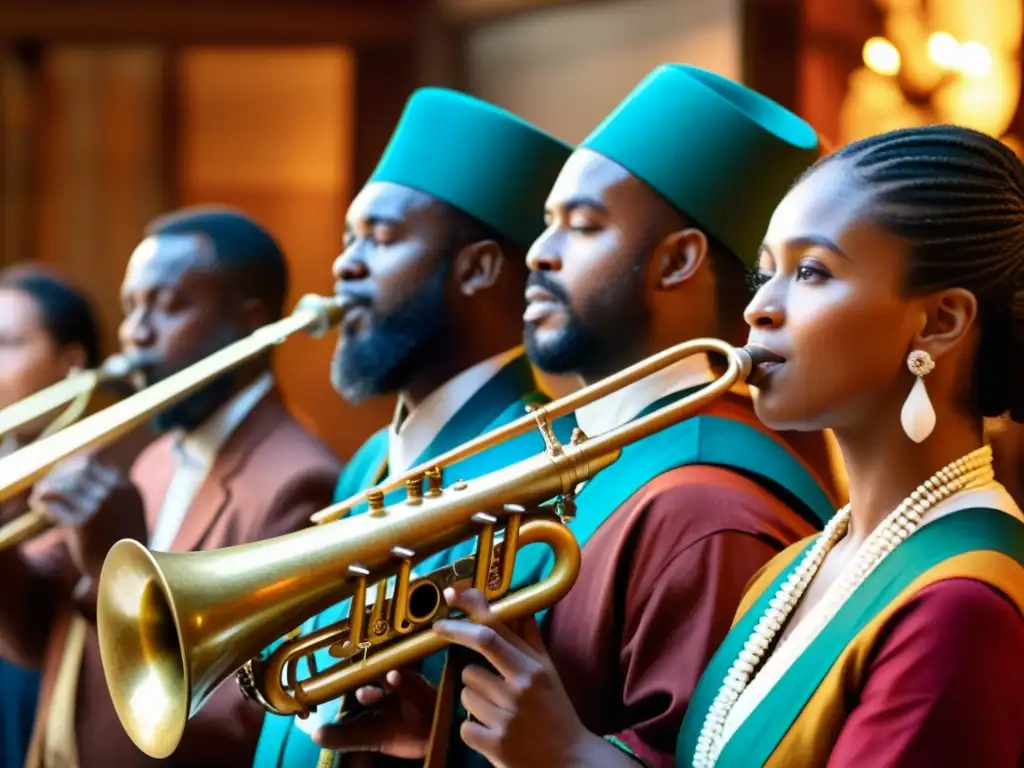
[544,395,829,767]
[828,578,1024,767]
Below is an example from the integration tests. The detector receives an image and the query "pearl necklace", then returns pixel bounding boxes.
[692,445,995,767]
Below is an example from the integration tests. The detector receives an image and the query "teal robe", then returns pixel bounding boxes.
[0,659,39,768]
[252,355,575,768]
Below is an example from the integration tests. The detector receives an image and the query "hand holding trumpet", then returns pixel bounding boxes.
[314,588,629,768]
[29,452,146,581]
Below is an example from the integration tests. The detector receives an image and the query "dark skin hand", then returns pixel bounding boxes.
[28,451,147,583]
[314,588,637,768]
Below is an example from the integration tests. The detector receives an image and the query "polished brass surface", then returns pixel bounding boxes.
[96,338,766,758]
[0,351,147,441]
[0,352,151,553]
[311,340,759,525]
[0,294,345,554]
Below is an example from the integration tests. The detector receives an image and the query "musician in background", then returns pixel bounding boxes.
[0,267,102,440]
[318,65,837,767]
[0,208,340,768]
[0,267,103,509]
[0,266,101,768]
[252,87,574,768]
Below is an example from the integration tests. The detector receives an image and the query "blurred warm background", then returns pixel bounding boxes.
[1,0,1022,492]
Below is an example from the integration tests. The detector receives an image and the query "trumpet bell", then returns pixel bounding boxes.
[97,541,189,758]
[98,528,347,758]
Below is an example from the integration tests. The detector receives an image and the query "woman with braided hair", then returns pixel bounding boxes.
[677,124,1024,767]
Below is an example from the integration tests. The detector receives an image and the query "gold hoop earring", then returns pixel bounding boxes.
[900,350,936,443]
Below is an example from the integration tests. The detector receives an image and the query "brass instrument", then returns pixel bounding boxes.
[0,294,345,552]
[96,338,770,759]
[0,352,149,442]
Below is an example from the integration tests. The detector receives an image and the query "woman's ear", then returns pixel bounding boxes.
[655,228,709,290]
[914,287,978,361]
[59,342,88,374]
[454,240,505,297]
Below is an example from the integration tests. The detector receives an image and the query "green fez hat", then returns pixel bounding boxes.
[581,64,820,267]
[368,88,572,250]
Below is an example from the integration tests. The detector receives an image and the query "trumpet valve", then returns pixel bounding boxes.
[405,473,425,506]
[555,496,577,524]
[425,467,443,497]
[366,489,385,517]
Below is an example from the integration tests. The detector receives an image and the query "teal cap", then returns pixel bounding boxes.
[368,88,573,250]
[581,64,820,267]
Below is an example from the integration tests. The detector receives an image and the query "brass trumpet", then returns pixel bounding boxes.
[96,338,769,759]
[0,294,345,552]
[0,351,149,443]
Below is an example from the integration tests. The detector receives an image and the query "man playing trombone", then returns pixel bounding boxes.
[0,208,340,768]
[252,87,575,768]
[316,66,837,767]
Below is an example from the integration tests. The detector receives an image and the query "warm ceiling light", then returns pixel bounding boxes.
[863,37,902,76]
[927,31,962,70]
[960,41,994,77]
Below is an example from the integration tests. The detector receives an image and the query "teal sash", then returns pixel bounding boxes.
[676,508,1024,767]
[253,355,571,768]
[334,355,547,512]
[452,392,835,768]
[509,391,835,610]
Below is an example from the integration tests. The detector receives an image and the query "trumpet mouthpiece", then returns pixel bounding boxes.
[739,345,785,386]
[295,294,352,337]
[99,350,158,381]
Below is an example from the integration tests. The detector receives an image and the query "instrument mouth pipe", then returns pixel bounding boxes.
[95,335,778,758]
[737,344,786,388]
[0,294,346,552]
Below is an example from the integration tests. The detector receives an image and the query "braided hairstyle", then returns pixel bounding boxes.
[809,124,1024,423]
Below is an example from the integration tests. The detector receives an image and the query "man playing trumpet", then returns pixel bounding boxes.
[316,66,837,767]
[252,87,576,767]
[0,208,340,767]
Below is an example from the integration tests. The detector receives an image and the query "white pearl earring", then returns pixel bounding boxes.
[900,350,936,443]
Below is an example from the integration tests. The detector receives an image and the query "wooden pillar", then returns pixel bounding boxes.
[742,0,802,112]
[0,41,42,267]
[350,44,419,191]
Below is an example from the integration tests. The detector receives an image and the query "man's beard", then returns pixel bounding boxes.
[151,370,239,433]
[148,325,244,433]
[331,259,451,403]
[524,268,647,375]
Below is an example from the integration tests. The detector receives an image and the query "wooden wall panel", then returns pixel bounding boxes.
[34,47,170,357]
[0,45,42,267]
[177,47,395,461]
[0,0,418,46]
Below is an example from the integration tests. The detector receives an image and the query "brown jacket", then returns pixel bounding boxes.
[6,390,340,767]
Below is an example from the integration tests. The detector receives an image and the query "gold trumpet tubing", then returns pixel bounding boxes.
[327,513,510,661]
[100,443,614,748]
[0,352,148,441]
[0,294,342,505]
[98,339,770,758]
[272,556,475,713]
[254,514,578,718]
[0,369,100,440]
[313,339,754,525]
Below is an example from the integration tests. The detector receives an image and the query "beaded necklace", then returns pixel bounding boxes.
[692,444,996,767]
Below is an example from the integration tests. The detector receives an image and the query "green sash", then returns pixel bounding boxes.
[509,391,835,609]
[334,355,547,511]
[448,392,833,768]
[676,508,1024,767]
